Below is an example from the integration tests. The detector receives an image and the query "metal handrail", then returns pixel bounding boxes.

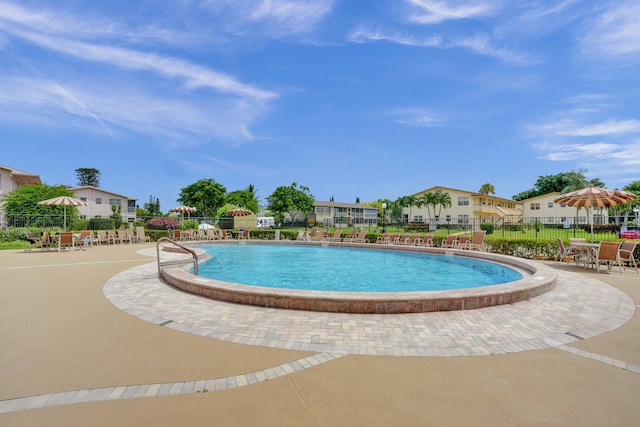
[156,237,199,276]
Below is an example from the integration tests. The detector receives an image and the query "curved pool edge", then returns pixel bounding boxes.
[159,240,557,314]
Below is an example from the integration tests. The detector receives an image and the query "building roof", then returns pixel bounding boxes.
[68,186,136,201]
[0,165,41,185]
[314,201,377,210]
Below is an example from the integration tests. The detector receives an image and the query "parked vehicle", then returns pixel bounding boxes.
[257,217,275,229]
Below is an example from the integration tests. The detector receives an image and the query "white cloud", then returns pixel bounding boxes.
[580,1,640,60]
[203,0,334,37]
[0,76,266,144]
[403,0,496,24]
[530,118,640,138]
[347,26,441,47]
[387,108,444,127]
[452,33,535,65]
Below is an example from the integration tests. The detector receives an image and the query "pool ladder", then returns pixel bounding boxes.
[156,237,199,276]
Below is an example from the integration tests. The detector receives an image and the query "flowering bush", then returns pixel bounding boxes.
[146,217,180,230]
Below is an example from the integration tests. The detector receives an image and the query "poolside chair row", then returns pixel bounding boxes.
[298,227,369,243]
[374,231,487,251]
[169,228,250,242]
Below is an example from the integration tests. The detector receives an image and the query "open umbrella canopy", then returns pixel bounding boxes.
[554,187,637,242]
[38,196,89,231]
[38,195,89,207]
[554,187,637,208]
[169,205,197,214]
[227,207,254,217]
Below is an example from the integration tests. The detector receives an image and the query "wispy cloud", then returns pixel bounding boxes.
[528,118,640,137]
[404,0,497,24]
[347,26,441,47]
[387,108,445,127]
[580,1,640,60]
[202,0,334,37]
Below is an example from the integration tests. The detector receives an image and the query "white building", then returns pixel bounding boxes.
[69,186,137,223]
[0,166,42,228]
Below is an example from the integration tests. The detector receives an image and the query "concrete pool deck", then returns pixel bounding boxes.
[1,242,639,426]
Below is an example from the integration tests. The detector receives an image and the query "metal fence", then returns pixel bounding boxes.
[2,213,637,242]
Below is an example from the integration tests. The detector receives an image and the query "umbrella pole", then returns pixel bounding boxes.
[64,206,67,231]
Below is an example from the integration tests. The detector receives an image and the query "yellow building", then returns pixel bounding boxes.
[405,186,595,227]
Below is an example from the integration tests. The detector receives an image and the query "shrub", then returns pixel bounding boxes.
[146,217,180,230]
[480,222,495,234]
[89,218,115,230]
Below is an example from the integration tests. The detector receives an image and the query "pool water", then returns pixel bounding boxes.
[197,244,523,293]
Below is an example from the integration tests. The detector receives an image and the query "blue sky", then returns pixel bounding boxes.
[1,0,639,210]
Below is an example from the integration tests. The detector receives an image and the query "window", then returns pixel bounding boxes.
[547,202,553,208]
[80,197,87,202]
[413,215,423,222]
[458,196,469,206]
[530,203,540,210]
[95,198,102,205]
[109,199,121,206]
[315,206,331,214]
[457,215,469,224]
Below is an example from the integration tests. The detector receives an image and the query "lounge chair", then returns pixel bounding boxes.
[376,232,389,244]
[405,234,420,246]
[38,231,53,250]
[418,234,433,247]
[219,230,231,240]
[456,235,471,249]
[136,226,151,243]
[314,230,328,241]
[118,229,132,244]
[554,238,580,264]
[387,234,400,245]
[206,228,219,240]
[107,229,119,244]
[24,231,38,252]
[350,230,368,243]
[441,234,458,248]
[57,231,74,252]
[306,227,318,240]
[96,230,109,245]
[396,234,410,245]
[329,230,343,242]
[297,230,308,241]
[594,241,622,274]
[197,228,208,240]
[619,241,638,273]
[238,229,250,239]
[78,230,96,248]
[469,230,487,251]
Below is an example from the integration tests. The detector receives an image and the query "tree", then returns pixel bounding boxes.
[177,179,226,218]
[419,192,437,220]
[2,184,75,227]
[75,168,101,187]
[513,170,604,201]
[225,190,259,214]
[266,182,314,224]
[143,195,162,217]
[434,192,452,219]
[478,183,495,195]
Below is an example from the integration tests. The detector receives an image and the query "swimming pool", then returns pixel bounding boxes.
[159,240,557,314]
[197,245,523,292]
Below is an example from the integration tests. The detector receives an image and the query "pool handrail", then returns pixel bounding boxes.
[156,237,199,276]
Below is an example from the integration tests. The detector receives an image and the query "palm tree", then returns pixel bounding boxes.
[478,183,495,195]
[435,192,452,219]
[419,192,437,221]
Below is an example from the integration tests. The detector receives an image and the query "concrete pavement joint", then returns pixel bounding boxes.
[0,352,347,414]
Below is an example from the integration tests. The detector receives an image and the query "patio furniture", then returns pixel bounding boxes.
[418,234,434,247]
[619,241,638,273]
[441,234,458,248]
[136,226,151,243]
[57,232,74,252]
[594,241,622,274]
